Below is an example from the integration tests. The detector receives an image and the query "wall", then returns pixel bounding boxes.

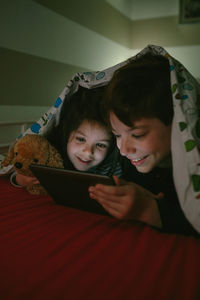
[106,0,200,80]
[0,0,132,107]
[131,16,200,80]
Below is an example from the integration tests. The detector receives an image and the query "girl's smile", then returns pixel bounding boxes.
[67,120,111,171]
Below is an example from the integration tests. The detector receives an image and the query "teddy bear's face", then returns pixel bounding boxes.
[12,135,50,177]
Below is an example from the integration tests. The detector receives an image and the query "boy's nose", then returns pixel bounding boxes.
[119,139,136,156]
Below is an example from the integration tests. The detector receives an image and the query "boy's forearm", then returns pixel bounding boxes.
[135,195,162,229]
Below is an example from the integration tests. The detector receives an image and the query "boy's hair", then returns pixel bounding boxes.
[103,53,173,126]
[47,86,114,165]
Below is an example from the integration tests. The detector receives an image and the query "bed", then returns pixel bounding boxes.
[1,176,200,300]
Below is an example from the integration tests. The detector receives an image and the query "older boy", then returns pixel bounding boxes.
[89,53,199,236]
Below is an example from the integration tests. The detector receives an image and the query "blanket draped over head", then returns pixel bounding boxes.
[1,45,200,232]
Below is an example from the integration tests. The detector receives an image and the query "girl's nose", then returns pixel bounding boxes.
[82,144,94,156]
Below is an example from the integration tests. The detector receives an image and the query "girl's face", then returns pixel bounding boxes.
[67,120,111,171]
[110,112,172,173]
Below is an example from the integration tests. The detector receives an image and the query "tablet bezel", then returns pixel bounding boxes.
[30,164,114,215]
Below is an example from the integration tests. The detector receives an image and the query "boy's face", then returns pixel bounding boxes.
[110,112,172,173]
[67,120,111,171]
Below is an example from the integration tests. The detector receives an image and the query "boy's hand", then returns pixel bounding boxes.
[89,176,163,228]
[16,173,40,187]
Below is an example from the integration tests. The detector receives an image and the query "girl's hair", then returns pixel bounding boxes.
[102,53,173,127]
[47,86,114,166]
[60,86,107,138]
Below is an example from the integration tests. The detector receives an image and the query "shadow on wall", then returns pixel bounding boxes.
[0,47,90,107]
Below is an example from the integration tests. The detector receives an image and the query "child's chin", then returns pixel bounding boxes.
[75,165,91,172]
[135,164,153,174]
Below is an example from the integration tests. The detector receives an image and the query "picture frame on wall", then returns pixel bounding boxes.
[179,0,200,24]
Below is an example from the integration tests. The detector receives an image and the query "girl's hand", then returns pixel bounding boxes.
[16,173,40,187]
[89,176,163,228]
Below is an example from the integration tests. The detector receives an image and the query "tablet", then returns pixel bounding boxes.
[30,164,114,216]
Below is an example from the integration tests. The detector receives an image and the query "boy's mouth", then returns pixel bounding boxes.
[129,155,148,166]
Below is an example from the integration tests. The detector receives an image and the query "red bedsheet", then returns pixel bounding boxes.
[0,176,200,300]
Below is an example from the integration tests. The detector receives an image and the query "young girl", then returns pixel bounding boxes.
[13,86,122,187]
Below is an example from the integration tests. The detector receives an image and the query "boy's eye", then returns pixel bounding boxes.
[112,132,121,138]
[33,158,39,163]
[131,133,146,139]
[115,134,121,138]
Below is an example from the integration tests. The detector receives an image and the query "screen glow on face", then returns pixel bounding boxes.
[110,112,172,173]
[67,120,111,171]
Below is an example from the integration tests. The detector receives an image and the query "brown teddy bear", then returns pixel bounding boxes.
[2,134,64,195]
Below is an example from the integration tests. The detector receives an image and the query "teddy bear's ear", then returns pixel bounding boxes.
[2,146,15,167]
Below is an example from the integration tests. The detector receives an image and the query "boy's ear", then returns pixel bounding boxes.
[2,146,15,167]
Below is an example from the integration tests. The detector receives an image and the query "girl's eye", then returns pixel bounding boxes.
[76,136,85,142]
[33,158,39,163]
[15,152,18,156]
[96,143,107,149]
